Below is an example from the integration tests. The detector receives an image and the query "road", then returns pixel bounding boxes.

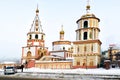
[0,76,57,80]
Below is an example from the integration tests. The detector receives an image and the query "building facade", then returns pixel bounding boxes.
[72,3,102,68]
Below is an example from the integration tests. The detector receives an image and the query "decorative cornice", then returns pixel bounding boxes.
[73,53,100,57]
[75,27,100,32]
[52,40,71,45]
[73,39,102,45]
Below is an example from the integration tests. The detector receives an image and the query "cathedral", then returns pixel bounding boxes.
[21,1,101,69]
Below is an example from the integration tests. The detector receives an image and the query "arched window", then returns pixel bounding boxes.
[77,61,80,65]
[89,61,94,66]
[41,35,43,40]
[35,34,38,39]
[29,35,32,39]
[27,51,31,58]
[84,21,88,28]
[83,32,87,40]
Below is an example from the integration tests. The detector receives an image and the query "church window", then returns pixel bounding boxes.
[29,35,32,39]
[77,61,80,65]
[83,59,86,66]
[63,46,65,50]
[89,60,94,66]
[83,21,88,28]
[27,51,32,58]
[83,63,86,66]
[83,32,87,40]
[41,35,43,40]
[35,34,38,39]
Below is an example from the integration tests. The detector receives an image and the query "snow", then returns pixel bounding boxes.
[1,68,120,79]
[23,67,120,75]
[0,61,16,64]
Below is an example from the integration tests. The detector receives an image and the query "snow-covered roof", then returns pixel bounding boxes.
[1,61,16,64]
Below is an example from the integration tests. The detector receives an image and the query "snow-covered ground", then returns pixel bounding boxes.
[23,67,120,75]
[0,68,120,75]
[0,68,120,80]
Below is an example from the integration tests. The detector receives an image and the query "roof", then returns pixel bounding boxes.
[1,61,16,64]
[76,13,100,23]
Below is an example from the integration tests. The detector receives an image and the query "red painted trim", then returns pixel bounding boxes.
[27,60,35,68]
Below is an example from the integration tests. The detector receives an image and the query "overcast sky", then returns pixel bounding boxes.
[0,0,120,60]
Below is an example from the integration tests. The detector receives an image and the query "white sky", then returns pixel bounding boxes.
[0,0,120,60]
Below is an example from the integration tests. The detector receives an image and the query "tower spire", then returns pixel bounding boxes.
[60,25,64,40]
[60,25,64,34]
[86,0,90,13]
[36,4,39,15]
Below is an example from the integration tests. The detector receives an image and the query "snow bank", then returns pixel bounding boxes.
[23,68,120,75]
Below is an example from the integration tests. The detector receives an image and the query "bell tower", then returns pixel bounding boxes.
[27,6,45,47]
[73,0,102,68]
[21,6,48,68]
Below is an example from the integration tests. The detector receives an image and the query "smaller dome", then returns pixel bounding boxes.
[60,30,64,34]
[86,5,90,10]
[60,25,64,34]
[36,9,39,13]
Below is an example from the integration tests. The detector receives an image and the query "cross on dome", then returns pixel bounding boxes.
[86,0,91,13]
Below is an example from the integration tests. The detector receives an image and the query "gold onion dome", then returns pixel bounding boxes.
[60,25,64,34]
[60,30,64,34]
[86,5,90,10]
[36,8,39,13]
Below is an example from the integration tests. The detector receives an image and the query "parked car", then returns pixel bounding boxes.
[4,66,17,75]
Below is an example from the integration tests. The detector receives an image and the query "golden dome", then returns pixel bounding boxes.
[36,9,39,13]
[60,30,64,34]
[86,5,90,10]
[36,5,39,13]
[60,25,64,34]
